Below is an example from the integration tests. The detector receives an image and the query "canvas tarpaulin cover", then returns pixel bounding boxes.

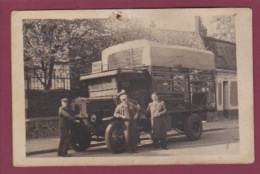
[102,40,215,71]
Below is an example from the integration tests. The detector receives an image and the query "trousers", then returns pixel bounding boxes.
[153,137,167,149]
[124,119,138,151]
[58,128,71,156]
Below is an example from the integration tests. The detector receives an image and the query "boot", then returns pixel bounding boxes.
[153,138,159,149]
[161,138,168,150]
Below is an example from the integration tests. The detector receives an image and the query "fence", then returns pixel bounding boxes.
[25,68,83,118]
[26,68,72,90]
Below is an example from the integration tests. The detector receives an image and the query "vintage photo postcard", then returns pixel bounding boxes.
[11,8,254,166]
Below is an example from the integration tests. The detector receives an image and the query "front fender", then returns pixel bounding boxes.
[102,116,115,121]
[95,116,122,136]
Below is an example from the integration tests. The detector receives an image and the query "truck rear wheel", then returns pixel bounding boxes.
[184,114,203,141]
[105,120,126,154]
[71,124,92,152]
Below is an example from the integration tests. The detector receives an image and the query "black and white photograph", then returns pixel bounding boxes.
[11,9,254,166]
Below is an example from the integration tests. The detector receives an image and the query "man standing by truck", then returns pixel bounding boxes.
[57,98,79,157]
[114,91,140,154]
[147,93,168,149]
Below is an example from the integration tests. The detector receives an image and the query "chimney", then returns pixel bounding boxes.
[195,16,207,36]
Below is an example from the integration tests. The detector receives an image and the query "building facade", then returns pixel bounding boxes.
[215,69,238,119]
[199,21,238,120]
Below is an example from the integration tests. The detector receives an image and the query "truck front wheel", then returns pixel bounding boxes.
[71,124,92,152]
[184,114,203,141]
[105,120,126,154]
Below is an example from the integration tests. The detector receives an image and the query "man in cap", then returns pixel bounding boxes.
[114,90,140,153]
[58,98,79,157]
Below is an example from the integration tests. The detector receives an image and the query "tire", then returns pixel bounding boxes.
[184,114,203,141]
[71,124,91,152]
[105,120,126,154]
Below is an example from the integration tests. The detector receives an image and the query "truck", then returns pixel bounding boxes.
[70,39,216,153]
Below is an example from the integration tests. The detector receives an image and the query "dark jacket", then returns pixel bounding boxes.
[58,106,75,129]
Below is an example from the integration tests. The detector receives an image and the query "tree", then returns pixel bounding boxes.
[209,15,236,43]
[23,19,109,90]
[101,15,153,47]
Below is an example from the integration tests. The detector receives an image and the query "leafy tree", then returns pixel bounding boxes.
[23,19,109,90]
[209,15,236,43]
[99,15,152,47]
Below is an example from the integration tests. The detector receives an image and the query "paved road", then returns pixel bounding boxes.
[29,126,239,157]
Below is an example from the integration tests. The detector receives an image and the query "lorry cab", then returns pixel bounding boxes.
[81,68,149,108]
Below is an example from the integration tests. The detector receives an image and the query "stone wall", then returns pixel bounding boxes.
[26,116,60,139]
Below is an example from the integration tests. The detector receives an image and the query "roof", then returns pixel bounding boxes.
[150,29,206,50]
[80,68,143,81]
[102,39,215,71]
[203,37,236,70]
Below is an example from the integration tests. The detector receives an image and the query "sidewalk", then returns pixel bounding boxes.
[26,119,239,156]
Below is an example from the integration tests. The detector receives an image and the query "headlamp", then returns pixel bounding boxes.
[90,114,97,122]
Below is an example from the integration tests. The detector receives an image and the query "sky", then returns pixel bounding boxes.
[22,9,236,36]
[104,9,236,36]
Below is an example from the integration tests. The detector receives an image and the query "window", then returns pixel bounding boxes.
[218,82,222,106]
[230,81,238,106]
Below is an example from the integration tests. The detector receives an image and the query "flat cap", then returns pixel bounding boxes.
[61,98,69,102]
[117,89,126,98]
